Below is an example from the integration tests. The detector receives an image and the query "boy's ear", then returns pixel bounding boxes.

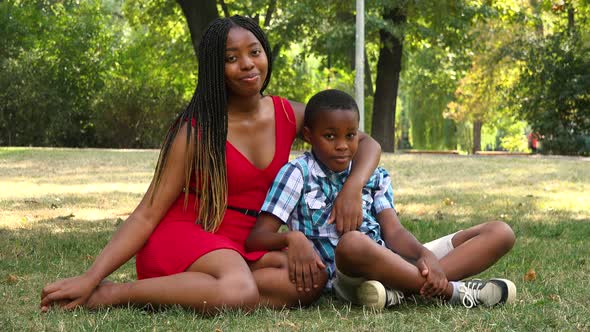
[302,126,312,143]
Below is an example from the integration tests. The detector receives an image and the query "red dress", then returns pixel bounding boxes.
[136,96,297,279]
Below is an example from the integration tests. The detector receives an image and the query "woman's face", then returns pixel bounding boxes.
[224,27,268,97]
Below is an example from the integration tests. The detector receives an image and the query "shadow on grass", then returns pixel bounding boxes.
[2,192,142,213]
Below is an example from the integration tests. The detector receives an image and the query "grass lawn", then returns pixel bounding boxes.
[1,147,589,331]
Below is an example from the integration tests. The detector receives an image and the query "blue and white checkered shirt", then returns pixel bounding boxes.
[261,152,395,286]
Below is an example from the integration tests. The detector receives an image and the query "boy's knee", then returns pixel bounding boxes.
[335,231,369,264]
[489,221,516,251]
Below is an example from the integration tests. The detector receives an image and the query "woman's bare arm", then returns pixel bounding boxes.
[41,124,194,310]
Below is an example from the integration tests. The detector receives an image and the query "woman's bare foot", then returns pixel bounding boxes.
[85,280,122,309]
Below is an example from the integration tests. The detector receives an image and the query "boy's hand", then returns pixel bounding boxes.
[328,182,363,234]
[417,252,448,298]
[286,231,326,292]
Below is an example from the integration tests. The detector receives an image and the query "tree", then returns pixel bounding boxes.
[175,0,218,56]
[369,0,483,152]
[444,25,519,154]
[0,0,113,147]
[506,0,590,155]
[511,32,590,155]
[371,6,405,152]
[0,0,200,148]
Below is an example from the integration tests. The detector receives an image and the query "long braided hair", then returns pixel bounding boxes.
[151,15,273,232]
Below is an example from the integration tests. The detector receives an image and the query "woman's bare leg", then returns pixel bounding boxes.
[86,249,259,314]
[249,251,327,308]
[438,221,515,281]
[335,231,453,298]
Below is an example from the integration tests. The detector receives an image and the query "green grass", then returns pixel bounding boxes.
[1,148,589,331]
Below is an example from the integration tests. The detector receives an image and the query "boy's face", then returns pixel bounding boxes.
[303,109,359,173]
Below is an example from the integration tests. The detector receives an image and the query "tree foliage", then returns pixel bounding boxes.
[0,0,194,147]
[501,0,590,155]
[0,0,588,155]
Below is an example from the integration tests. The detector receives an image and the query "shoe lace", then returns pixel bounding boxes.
[460,280,483,309]
[385,289,405,307]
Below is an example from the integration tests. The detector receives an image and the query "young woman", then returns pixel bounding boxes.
[40,16,381,313]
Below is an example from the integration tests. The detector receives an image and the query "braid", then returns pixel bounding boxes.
[151,15,272,232]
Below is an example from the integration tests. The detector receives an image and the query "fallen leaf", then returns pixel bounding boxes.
[548,294,560,302]
[435,211,443,220]
[86,255,94,261]
[215,329,222,332]
[524,268,536,281]
[7,274,18,283]
[277,321,297,328]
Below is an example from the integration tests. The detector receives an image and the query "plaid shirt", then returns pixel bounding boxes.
[261,152,395,285]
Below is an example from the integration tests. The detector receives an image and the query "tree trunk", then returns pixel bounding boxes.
[264,0,277,27]
[364,51,373,96]
[529,0,544,36]
[472,120,482,154]
[567,5,575,31]
[219,0,230,17]
[176,0,219,57]
[371,7,405,152]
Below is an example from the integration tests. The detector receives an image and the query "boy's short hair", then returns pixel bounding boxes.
[304,89,360,127]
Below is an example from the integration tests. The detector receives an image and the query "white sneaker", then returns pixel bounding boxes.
[357,280,404,309]
[458,278,517,308]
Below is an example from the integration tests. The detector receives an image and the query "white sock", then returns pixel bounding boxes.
[336,269,364,286]
[449,281,461,303]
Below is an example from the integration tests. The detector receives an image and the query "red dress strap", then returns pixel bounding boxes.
[271,95,297,157]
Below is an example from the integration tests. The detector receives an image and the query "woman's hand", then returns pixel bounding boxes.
[286,231,326,292]
[40,274,99,312]
[328,180,363,234]
[416,253,448,298]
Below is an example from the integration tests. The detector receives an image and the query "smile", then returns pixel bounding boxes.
[240,73,260,82]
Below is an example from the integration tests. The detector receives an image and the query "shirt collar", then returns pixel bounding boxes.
[306,151,351,181]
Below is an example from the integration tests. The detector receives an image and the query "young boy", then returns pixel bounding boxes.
[245,89,516,309]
